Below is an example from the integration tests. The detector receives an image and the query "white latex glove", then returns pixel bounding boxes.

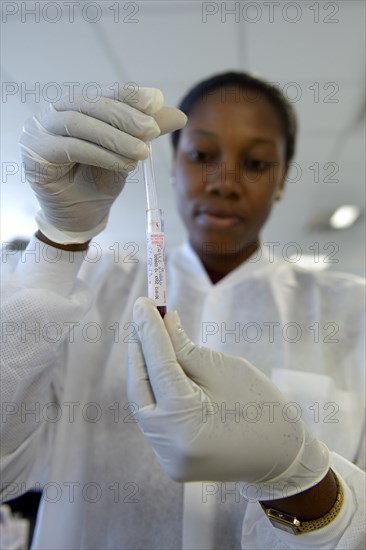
[19,86,187,244]
[128,298,330,500]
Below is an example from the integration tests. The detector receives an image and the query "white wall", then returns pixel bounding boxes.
[1,0,365,274]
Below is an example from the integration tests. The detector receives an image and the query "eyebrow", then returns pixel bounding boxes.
[187,129,276,146]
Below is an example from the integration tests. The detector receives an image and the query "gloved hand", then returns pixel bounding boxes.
[128,298,330,500]
[19,86,187,244]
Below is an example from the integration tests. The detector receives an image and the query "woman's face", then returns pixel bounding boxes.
[173,87,287,273]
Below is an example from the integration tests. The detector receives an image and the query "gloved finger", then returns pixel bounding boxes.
[37,109,150,160]
[153,107,187,136]
[44,100,161,141]
[133,297,197,408]
[56,86,164,116]
[20,133,137,175]
[102,86,186,132]
[164,310,220,389]
[112,86,164,115]
[127,337,155,410]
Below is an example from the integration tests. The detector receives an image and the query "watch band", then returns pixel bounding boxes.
[260,469,344,535]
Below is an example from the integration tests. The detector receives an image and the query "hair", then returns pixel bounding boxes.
[171,71,297,168]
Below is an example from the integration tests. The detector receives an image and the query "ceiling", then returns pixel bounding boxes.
[1,0,365,275]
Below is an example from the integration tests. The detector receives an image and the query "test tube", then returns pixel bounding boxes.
[143,143,167,318]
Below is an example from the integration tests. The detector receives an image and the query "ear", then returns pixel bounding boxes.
[275,187,284,201]
[170,154,177,185]
[275,171,287,201]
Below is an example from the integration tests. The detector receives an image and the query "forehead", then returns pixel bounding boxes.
[184,87,284,141]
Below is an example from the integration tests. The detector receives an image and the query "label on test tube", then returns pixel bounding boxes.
[146,232,167,307]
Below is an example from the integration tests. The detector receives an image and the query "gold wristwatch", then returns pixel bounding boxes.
[259,470,344,535]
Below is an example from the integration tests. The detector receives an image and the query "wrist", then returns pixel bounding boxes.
[260,468,338,522]
[35,210,107,247]
[35,231,90,251]
[259,469,343,535]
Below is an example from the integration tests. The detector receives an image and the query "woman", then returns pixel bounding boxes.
[1,72,364,549]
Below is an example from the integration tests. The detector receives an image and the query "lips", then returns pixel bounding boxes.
[195,207,243,229]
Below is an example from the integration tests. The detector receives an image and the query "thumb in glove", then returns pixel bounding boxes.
[128,297,329,500]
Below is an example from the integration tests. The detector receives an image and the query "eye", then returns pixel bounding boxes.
[244,158,273,172]
[187,150,215,163]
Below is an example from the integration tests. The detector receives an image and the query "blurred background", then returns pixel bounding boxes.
[1,0,365,275]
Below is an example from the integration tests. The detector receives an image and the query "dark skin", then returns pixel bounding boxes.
[172,88,287,275]
[37,86,337,522]
[172,88,337,520]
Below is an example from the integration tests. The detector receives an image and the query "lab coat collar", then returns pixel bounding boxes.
[172,241,275,289]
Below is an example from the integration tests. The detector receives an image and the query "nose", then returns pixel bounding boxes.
[203,160,243,199]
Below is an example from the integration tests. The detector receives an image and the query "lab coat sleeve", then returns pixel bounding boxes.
[354,418,366,471]
[241,452,365,549]
[0,236,92,501]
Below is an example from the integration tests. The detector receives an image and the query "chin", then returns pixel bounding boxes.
[193,236,241,258]
[193,226,260,257]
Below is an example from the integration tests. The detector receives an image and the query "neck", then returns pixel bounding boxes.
[195,240,260,277]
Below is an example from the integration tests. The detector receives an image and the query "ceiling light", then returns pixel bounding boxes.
[329,205,361,229]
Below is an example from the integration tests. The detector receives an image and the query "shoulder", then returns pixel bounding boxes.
[268,259,365,314]
[271,257,365,290]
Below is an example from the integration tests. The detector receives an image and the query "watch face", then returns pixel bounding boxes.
[268,518,298,535]
[265,509,301,535]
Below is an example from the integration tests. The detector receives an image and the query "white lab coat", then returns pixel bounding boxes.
[1,237,365,549]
